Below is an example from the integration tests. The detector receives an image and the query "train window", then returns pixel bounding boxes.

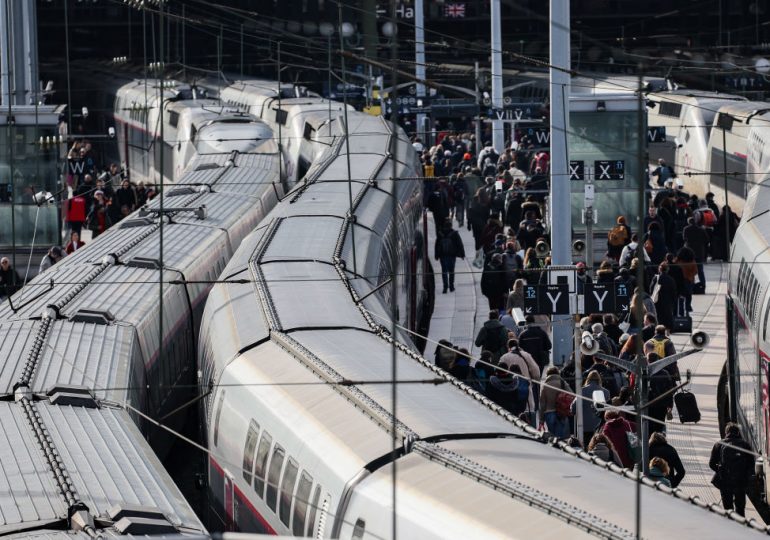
[306,485,321,537]
[275,108,288,125]
[292,472,313,536]
[764,298,770,342]
[242,420,260,483]
[168,111,179,128]
[213,390,226,447]
[352,519,366,540]
[253,432,272,498]
[265,445,285,512]
[659,101,682,118]
[279,458,299,526]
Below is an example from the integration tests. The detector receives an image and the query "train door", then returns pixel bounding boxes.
[224,471,235,531]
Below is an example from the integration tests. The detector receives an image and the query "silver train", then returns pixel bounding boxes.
[0,78,285,536]
[199,81,766,538]
[722,176,770,518]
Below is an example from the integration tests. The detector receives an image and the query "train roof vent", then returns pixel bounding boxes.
[108,504,170,522]
[194,162,220,171]
[167,186,197,197]
[126,257,161,270]
[120,217,155,228]
[70,309,114,325]
[114,516,177,535]
[47,385,98,408]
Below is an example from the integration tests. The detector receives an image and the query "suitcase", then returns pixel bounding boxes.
[672,296,692,334]
[674,390,701,423]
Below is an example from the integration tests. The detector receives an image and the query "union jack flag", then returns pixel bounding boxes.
[444,3,466,18]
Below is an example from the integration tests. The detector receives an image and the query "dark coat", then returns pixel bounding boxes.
[0,265,22,296]
[683,224,709,262]
[518,325,552,370]
[474,319,509,359]
[649,440,686,488]
[651,272,677,330]
[481,261,508,304]
[434,228,465,259]
[709,434,754,489]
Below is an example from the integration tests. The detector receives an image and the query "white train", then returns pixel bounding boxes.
[705,102,770,214]
[114,79,268,185]
[722,176,770,519]
[199,81,766,538]
[0,78,287,537]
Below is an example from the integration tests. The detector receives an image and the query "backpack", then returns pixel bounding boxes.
[651,337,670,359]
[452,181,466,203]
[502,252,522,281]
[556,389,573,418]
[513,376,530,404]
[699,208,716,227]
[608,225,628,247]
[719,442,751,487]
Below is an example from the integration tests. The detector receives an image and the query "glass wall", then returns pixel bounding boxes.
[568,110,645,232]
[0,124,61,248]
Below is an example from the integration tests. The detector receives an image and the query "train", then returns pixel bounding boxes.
[722,175,770,521]
[0,77,287,537]
[198,79,767,538]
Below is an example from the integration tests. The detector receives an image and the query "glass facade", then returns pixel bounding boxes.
[568,110,644,231]
[0,123,61,248]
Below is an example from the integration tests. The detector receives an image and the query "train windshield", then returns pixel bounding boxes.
[194,121,277,154]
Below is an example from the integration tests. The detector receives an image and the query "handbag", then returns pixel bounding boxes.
[626,431,642,463]
[651,277,662,303]
[618,311,630,333]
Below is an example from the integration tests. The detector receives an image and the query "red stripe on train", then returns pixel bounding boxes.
[209,455,277,535]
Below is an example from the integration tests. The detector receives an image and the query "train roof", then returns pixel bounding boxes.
[0,401,203,536]
[713,101,770,125]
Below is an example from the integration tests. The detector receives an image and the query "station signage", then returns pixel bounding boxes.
[524,284,570,315]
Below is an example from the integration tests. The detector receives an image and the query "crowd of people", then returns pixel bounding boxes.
[0,140,159,298]
[421,132,754,512]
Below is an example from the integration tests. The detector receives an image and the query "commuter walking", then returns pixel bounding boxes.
[649,432,686,488]
[0,257,21,297]
[572,370,610,445]
[434,220,465,293]
[474,310,509,361]
[709,423,755,517]
[539,366,571,439]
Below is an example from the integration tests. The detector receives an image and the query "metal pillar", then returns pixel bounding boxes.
[0,0,38,107]
[490,0,504,154]
[549,0,572,365]
[414,0,426,142]
[474,61,481,157]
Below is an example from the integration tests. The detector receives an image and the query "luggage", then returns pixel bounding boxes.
[672,296,692,334]
[674,390,701,423]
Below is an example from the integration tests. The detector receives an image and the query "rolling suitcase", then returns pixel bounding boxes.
[674,390,701,423]
[672,296,692,334]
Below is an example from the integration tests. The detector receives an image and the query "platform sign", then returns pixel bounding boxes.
[523,284,570,315]
[594,160,625,180]
[583,282,631,313]
[584,283,615,313]
[647,126,666,143]
[614,281,631,312]
[569,160,585,181]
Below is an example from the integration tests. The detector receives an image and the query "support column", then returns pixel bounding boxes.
[0,0,39,107]
[490,0,504,154]
[549,0,572,365]
[414,0,426,141]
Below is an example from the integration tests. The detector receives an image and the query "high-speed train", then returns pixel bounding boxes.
[198,81,767,538]
[721,176,770,519]
[114,79,266,185]
[706,102,770,214]
[0,78,285,537]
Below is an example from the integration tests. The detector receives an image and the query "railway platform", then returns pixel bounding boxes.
[425,216,757,518]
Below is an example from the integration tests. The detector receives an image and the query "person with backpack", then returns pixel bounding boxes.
[486,363,529,416]
[501,241,524,289]
[474,310,509,361]
[645,325,679,381]
[499,339,541,421]
[435,219,465,294]
[539,366,571,439]
[607,216,631,261]
[601,409,637,468]
[709,423,755,516]
[518,314,552,373]
[480,253,507,310]
[652,158,675,187]
[649,262,677,331]
[570,370,611,445]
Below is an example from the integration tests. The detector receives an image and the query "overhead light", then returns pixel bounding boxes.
[340,22,355,38]
[318,22,334,37]
[381,22,397,38]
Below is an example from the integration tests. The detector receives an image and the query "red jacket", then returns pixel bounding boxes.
[66,196,87,223]
[601,416,636,468]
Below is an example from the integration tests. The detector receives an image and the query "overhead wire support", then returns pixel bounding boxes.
[157,0,165,450]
